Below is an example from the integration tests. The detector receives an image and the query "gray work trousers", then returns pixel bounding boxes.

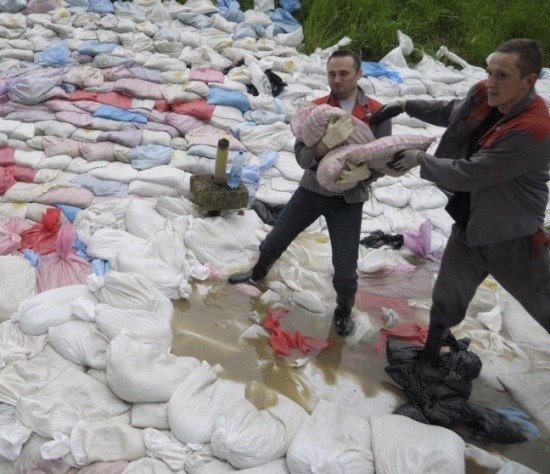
[430,225,550,332]
[259,186,363,303]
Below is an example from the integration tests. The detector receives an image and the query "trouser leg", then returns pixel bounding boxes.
[229,187,321,284]
[484,231,550,332]
[324,197,364,336]
[424,226,488,362]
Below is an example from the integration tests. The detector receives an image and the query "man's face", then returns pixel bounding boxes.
[486,52,537,114]
[327,56,362,100]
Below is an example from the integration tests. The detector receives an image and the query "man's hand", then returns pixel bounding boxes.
[387,149,424,171]
[337,161,372,184]
[370,100,406,126]
[321,114,354,149]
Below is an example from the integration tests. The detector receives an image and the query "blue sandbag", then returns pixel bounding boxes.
[35,41,78,68]
[22,249,39,267]
[93,105,148,124]
[131,144,173,170]
[79,40,119,57]
[495,407,540,441]
[88,0,114,14]
[207,88,250,113]
[92,258,111,276]
[280,0,301,13]
[56,204,81,223]
[73,237,89,260]
[216,0,244,23]
[361,61,403,84]
[269,8,301,33]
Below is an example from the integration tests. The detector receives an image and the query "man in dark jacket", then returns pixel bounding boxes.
[228,50,392,336]
[372,38,550,364]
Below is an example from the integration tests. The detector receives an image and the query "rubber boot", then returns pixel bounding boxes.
[420,320,447,367]
[334,296,355,336]
[228,253,275,285]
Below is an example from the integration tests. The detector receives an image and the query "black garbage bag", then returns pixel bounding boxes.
[385,336,527,444]
[253,200,285,225]
[360,229,404,249]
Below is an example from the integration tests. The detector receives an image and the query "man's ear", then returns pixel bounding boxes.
[525,72,538,89]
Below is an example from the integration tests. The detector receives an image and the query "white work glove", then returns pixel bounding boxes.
[337,161,372,184]
[388,149,424,172]
[321,114,354,149]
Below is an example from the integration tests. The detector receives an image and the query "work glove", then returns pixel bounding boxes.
[321,114,354,149]
[370,100,406,126]
[337,161,372,184]
[387,149,424,172]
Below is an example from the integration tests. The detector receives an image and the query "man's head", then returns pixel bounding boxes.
[327,50,362,101]
[486,39,542,114]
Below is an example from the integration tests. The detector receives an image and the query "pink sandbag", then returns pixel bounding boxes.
[0,165,36,193]
[113,78,163,100]
[316,134,436,192]
[68,90,133,109]
[43,137,83,158]
[81,141,116,162]
[171,98,215,121]
[55,111,94,128]
[292,104,374,147]
[0,216,33,255]
[98,129,143,148]
[35,187,94,209]
[373,322,429,355]
[0,147,15,166]
[36,223,91,292]
[19,207,62,255]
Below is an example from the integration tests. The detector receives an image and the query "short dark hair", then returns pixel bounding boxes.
[328,50,362,72]
[496,38,543,76]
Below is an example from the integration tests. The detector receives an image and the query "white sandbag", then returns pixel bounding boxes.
[167,362,246,444]
[95,304,172,350]
[124,198,168,240]
[454,317,530,391]
[73,197,131,243]
[211,392,308,469]
[68,418,145,467]
[129,180,181,198]
[87,271,173,320]
[0,345,79,406]
[237,122,295,155]
[106,334,200,403]
[16,366,129,438]
[408,185,448,211]
[136,166,187,191]
[0,319,46,374]
[15,285,98,336]
[116,239,191,299]
[499,371,550,433]
[155,195,201,220]
[47,320,109,370]
[372,183,411,208]
[144,427,191,471]
[371,414,465,473]
[85,228,143,261]
[0,255,36,323]
[286,399,374,474]
[131,403,169,430]
[499,289,550,353]
[89,162,139,183]
[123,456,175,473]
[183,210,265,275]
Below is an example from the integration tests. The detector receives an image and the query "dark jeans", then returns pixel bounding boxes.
[431,225,550,332]
[259,186,364,302]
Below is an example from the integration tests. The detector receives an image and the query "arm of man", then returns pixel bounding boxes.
[405,99,456,127]
[294,139,328,168]
[419,130,548,192]
[373,118,392,139]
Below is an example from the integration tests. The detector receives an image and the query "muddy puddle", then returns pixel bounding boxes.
[171,274,549,472]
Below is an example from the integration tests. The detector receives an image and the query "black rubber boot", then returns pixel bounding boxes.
[420,321,447,367]
[334,296,355,336]
[228,253,275,285]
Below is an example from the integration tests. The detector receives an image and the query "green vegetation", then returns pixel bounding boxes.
[237,0,549,67]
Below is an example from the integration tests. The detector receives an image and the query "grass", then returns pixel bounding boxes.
[234,0,550,67]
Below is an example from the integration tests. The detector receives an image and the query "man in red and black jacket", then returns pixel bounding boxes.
[229,50,393,336]
[372,38,550,363]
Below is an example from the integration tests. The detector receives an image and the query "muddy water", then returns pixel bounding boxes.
[171,275,550,472]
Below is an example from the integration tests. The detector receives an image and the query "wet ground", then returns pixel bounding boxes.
[170,243,549,473]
